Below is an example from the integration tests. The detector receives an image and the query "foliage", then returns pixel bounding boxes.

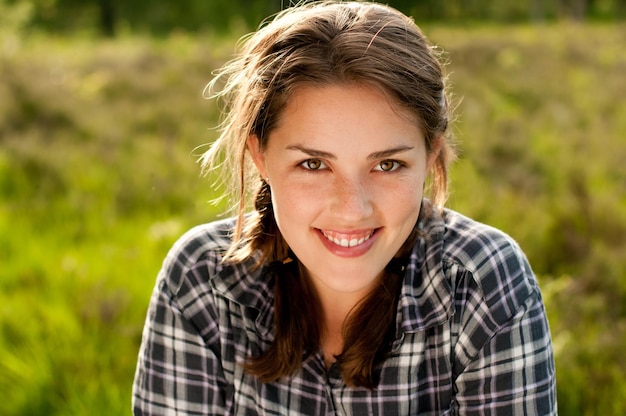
[3,0,625,36]
[0,33,226,414]
[0,23,625,415]
[429,23,626,414]
[0,0,34,39]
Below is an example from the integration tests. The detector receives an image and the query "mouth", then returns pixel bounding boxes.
[320,229,376,248]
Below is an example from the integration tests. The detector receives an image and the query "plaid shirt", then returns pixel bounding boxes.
[133,206,557,415]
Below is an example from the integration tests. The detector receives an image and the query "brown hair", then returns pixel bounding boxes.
[201,1,455,387]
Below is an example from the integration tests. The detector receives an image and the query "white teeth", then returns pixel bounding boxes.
[323,231,373,247]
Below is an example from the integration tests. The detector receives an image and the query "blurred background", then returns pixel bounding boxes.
[0,0,624,414]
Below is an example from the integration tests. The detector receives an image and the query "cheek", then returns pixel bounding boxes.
[270,182,317,227]
[380,175,426,210]
[390,192,423,226]
[375,182,425,235]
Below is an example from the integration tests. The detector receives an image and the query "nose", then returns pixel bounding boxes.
[329,175,374,222]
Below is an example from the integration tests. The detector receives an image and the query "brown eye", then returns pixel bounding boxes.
[302,159,325,170]
[376,160,400,172]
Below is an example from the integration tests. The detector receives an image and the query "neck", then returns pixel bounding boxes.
[317,288,369,368]
[298,266,383,367]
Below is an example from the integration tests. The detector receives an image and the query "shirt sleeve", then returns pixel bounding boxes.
[452,288,557,415]
[132,232,232,415]
[446,227,557,415]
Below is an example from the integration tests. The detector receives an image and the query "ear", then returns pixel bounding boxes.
[247,135,268,179]
[426,136,443,172]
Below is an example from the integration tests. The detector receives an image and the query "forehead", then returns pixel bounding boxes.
[278,83,419,127]
[268,83,425,149]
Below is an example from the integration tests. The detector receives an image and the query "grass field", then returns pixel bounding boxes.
[1,23,625,414]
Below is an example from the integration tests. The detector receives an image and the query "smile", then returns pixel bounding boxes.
[321,229,375,248]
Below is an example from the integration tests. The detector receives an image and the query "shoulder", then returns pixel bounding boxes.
[158,217,272,312]
[439,209,538,324]
[441,209,529,272]
[157,217,235,294]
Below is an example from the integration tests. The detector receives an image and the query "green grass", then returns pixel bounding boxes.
[1,24,625,414]
[435,23,626,415]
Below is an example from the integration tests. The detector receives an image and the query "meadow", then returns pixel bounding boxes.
[1,23,625,414]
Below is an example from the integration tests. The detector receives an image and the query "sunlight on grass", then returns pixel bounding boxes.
[1,24,625,415]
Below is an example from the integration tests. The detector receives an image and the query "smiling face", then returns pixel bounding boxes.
[248,84,438,304]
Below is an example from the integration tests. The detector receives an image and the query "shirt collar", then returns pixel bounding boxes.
[213,208,453,341]
[396,208,453,335]
[211,256,276,340]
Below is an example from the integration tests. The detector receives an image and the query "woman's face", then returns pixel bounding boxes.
[249,84,438,303]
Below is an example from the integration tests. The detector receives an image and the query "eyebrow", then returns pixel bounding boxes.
[367,145,415,160]
[285,144,415,160]
[286,144,336,160]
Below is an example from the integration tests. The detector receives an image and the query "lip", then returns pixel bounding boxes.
[316,228,380,258]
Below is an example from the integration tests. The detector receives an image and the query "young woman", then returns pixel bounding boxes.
[133,2,557,414]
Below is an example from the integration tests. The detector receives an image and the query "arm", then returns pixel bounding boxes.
[442,215,558,415]
[132,243,232,415]
[452,288,557,415]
